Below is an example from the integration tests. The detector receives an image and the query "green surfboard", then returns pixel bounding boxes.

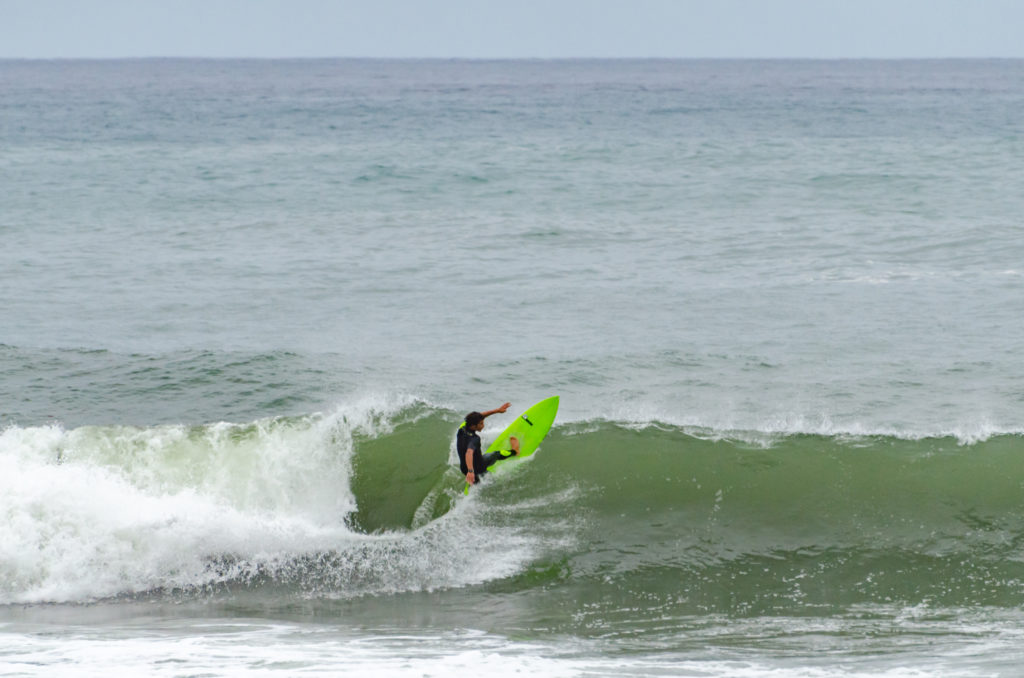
[463,395,560,494]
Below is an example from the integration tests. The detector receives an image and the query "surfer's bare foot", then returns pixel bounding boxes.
[509,436,520,455]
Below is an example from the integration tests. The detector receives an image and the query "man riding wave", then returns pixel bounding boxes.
[457,402,520,484]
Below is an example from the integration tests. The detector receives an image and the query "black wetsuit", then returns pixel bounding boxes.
[457,426,506,483]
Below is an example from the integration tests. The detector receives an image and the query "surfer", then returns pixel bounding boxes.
[458,402,520,485]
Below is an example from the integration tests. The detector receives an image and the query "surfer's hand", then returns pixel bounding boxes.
[466,471,475,484]
[497,402,510,413]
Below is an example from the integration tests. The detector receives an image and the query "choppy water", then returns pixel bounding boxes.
[2,58,1024,676]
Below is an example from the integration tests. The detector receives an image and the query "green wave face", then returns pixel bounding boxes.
[351,414,1024,616]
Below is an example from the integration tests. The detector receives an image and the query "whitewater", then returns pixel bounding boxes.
[3,58,1024,676]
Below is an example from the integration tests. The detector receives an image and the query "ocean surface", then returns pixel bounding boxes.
[2,58,1024,676]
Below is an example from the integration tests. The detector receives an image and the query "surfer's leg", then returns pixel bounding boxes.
[509,436,520,456]
[481,451,505,466]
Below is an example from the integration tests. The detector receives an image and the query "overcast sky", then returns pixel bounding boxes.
[2,0,1022,59]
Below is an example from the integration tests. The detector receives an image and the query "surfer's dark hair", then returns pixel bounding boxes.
[465,412,484,427]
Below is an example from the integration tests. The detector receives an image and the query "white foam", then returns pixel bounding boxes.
[0,415,353,603]
[0,621,1007,678]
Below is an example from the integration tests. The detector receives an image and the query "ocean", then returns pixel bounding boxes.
[2,58,1024,676]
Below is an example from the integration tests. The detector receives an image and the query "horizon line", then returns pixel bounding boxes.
[3,55,1022,62]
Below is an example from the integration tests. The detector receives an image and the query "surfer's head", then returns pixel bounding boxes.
[464,412,485,431]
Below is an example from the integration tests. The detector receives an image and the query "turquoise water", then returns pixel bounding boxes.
[3,59,1024,676]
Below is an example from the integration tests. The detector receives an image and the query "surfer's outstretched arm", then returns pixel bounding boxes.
[481,402,510,418]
